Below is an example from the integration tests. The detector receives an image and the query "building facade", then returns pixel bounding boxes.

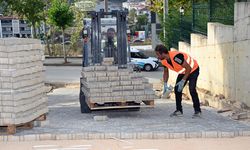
[0,16,32,38]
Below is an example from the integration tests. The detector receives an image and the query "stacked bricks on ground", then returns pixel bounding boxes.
[81,57,157,105]
[0,38,48,128]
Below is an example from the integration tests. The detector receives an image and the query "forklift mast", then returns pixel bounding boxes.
[82,9,129,68]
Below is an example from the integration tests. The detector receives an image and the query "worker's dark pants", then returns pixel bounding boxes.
[175,68,201,113]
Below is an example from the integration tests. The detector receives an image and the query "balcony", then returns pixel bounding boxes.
[20,30,32,34]
[1,23,12,27]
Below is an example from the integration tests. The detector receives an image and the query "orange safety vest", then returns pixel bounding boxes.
[161,51,199,74]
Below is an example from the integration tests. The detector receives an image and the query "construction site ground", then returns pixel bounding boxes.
[0,66,249,140]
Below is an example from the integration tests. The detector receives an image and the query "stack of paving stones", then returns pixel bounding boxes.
[81,57,157,105]
[0,38,48,127]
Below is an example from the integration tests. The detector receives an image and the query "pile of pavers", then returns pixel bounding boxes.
[0,38,48,132]
[81,57,156,107]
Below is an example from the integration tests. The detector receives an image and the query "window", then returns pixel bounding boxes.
[1,20,11,24]
[131,52,148,59]
[2,27,12,31]
[20,20,26,24]
[6,27,12,31]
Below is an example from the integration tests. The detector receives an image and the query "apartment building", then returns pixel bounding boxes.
[0,16,32,38]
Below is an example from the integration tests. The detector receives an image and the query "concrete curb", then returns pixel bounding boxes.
[1,131,250,142]
[45,82,80,88]
[43,63,82,66]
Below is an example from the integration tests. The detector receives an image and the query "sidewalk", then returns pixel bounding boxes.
[44,57,82,66]
[2,137,250,150]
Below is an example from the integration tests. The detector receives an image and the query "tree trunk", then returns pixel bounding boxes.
[32,22,37,38]
[62,28,67,63]
[51,26,55,56]
[44,22,51,56]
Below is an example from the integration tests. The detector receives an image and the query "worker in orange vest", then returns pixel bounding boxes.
[155,44,201,118]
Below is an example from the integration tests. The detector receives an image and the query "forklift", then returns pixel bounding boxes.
[79,9,138,113]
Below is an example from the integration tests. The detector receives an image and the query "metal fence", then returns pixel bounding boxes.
[163,0,237,48]
[192,0,234,35]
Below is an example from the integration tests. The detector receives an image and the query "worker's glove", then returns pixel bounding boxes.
[162,82,168,95]
[175,79,186,92]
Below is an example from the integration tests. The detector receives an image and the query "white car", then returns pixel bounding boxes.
[129,48,160,71]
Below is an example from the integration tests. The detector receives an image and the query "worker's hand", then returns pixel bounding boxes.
[162,82,168,94]
[175,79,186,92]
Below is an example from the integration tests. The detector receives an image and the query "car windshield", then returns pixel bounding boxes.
[137,52,148,59]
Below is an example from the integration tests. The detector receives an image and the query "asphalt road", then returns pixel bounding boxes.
[45,66,163,84]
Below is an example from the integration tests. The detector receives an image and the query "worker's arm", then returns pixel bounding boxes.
[181,60,192,81]
[162,67,169,94]
[163,67,169,83]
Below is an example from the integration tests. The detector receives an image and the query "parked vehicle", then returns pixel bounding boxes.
[130,48,159,71]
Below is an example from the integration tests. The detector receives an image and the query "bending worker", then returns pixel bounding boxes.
[155,44,202,118]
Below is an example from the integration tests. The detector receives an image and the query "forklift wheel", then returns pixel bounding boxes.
[79,83,91,113]
[127,102,141,111]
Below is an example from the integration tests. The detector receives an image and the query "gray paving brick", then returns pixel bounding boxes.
[82,66,95,72]
[123,90,133,96]
[134,85,145,90]
[169,132,185,139]
[120,81,132,86]
[107,72,118,77]
[136,132,153,139]
[102,88,112,93]
[106,66,118,71]
[118,71,129,76]
[112,86,122,91]
[95,72,107,77]
[94,66,106,71]
[103,57,114,62]
[120,75,131,81]
[121,133,136,139]
[186,132,202,138]
[134,90,145,96]
[109,76,119,81]
[110,81,120,87]
[97,77,109,81]
[132,80,143,85]
[102,62,113,66]
[123,86,134,90]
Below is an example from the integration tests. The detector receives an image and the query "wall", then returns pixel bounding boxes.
[169,2,250,108]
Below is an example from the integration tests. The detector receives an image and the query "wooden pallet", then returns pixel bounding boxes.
[87,100,154,110]
[0,114,46,135]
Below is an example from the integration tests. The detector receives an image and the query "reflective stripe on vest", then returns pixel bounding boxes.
[161,51,198,74]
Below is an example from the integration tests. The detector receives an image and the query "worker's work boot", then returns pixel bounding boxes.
[192,111,202,118]
[170,110,183,117]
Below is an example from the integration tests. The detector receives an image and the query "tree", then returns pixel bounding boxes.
[0,0,46,38]
[48,0,74,63]
[69,0,96,54]
[148,0,192,49]
[136,14,148,31]
[128,8,137,25]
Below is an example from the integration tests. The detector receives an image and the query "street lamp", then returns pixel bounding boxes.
[179,6,184,15]
[179,6,184,41]
[145,13,149,39]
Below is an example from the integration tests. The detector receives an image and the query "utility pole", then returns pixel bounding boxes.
[163,0,168,46]
[104,0,108,12]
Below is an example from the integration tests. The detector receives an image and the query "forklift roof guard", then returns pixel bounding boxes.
[83,9,129,68]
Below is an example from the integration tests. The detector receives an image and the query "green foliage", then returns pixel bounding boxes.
[48,0,74,30]
[0,0,46,38]
[136,14,148,31]
[48,0,74,63]
[151,0,192,49]
[69,0,96,52]
[128,8,137,25]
